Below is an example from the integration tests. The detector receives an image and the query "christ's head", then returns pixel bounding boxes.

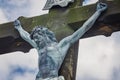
[30,26,57,48]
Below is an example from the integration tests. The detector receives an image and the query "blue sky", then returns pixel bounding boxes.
[1,0,120,80]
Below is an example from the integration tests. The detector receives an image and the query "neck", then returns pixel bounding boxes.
[37,39,57,49]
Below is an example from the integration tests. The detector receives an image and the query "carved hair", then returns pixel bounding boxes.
[30,26,57,42]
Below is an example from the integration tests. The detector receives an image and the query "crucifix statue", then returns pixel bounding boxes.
[13,3,107,80]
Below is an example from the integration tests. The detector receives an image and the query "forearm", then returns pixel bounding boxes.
[82,10,101,32]
[70,10,102,43]
[14,20,37,48]
[17,26,31,41]
[58,3,107,49]
[17,27,37,48]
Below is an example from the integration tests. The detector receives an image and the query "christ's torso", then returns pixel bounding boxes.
[37,45,64,79]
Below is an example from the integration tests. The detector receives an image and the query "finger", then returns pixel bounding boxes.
[99,2,107,7]
[16,20,20,24]
[14,20,21,26]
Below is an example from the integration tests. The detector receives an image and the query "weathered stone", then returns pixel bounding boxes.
[0,0,120,80]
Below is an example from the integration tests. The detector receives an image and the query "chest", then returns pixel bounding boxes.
[38,46,63,66]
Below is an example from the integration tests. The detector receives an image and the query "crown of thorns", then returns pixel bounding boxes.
[30,26,57,42]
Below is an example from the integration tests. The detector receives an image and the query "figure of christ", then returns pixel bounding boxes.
[14,3,107,80]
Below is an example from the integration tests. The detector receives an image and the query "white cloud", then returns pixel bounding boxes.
[0,9,8,24]
[8,0,29,7]
[83,0,98,5]
[0,0,48,24]
[28,0,48,17]
[76,32,120,80]
[12,73,35,80]
[0,49,38,80]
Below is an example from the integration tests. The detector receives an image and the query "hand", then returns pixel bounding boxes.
[96,2,107,12]
[14,20,22,30]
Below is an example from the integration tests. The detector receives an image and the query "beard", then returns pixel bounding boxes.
[36,39,46,49]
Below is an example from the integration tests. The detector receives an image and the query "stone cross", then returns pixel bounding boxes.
[0,0,120,80]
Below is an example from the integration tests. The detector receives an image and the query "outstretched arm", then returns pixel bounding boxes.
[58,3,107,48]
[14,20,37,48]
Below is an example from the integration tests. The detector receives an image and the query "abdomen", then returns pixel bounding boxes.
[38,55,58,78]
